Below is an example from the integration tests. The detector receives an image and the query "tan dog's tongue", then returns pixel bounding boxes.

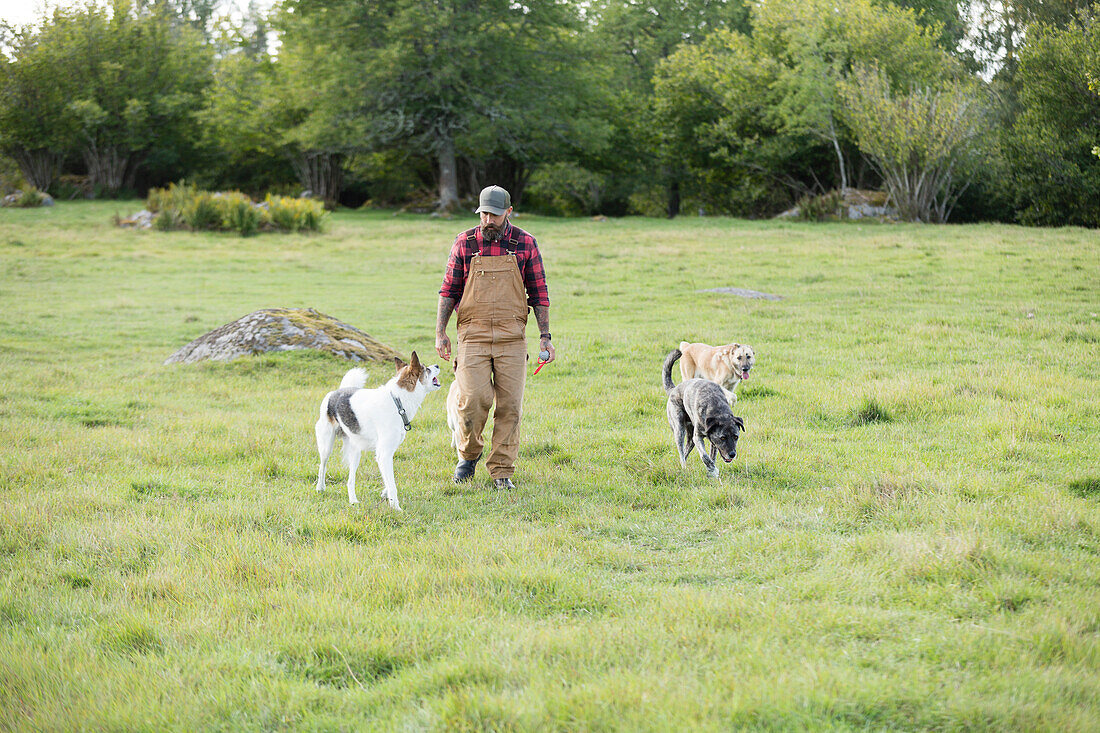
[741,371,750,380]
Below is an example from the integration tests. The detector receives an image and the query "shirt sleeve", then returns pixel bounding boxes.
[439,233,467,300]
[524,240,550,308]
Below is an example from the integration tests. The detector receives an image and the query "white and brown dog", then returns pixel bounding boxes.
[678,340,756,405]
[315,352,441,510]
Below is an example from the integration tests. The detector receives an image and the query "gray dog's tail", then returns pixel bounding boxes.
[663,349,682,393]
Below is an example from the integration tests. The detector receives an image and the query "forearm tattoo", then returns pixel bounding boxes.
[437,297,456,335]
[532,305,550,335]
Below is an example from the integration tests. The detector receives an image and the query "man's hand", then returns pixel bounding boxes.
[436,333,451,360]
[539,336,555,363]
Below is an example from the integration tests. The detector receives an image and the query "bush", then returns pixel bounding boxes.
[182,191,222,230]
[265,195,324,233]
[143,183,325,235]
[219,192,260,237]
[0,154,26,196]
[2,187,46,208]
[17,188,45,207]
[1005,14,1100,227]
[146,181,198,214]
[526,162,607,216]
[153,210,178,231]
[797,190,844,221]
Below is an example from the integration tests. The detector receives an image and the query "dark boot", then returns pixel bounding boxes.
[453,458,479,484]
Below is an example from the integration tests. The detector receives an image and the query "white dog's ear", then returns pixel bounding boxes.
[409,351,421,369]
[394,356,407,372]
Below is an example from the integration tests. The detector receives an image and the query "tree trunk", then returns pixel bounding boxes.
[82,143,134,196]
[667,178,681,219]
[828,115,848,191]
[10,148,62,191]
[436,136,460,213]
[290,151,344,209]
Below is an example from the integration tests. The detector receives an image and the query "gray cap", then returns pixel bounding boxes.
[475,185,511,215]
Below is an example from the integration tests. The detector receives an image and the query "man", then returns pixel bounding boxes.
[435,185,555,489]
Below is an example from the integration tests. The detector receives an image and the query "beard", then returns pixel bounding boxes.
[480,217,507,241]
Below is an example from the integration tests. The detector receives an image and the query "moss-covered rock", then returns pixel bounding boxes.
[164,308,401,365]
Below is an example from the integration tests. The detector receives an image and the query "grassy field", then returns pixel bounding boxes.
[1,201,1098,731]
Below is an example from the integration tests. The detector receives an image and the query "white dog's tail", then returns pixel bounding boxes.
[339,367,368,390]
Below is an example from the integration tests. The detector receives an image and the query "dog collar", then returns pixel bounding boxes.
[391,393,411,432]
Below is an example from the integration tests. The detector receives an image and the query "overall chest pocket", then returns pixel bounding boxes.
[474,265,519,303]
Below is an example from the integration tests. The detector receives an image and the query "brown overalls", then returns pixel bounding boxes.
[453,243,529,479]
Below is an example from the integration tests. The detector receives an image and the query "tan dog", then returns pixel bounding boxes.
[678,341,756,405]
[446,360,460,447]
[446,380,460,447]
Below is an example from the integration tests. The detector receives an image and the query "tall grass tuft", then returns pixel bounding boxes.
[1068,477,1100,497]
[850,396,894,425]
[98,617,163,655]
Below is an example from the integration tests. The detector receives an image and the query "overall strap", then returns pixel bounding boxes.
[504,226,519,256]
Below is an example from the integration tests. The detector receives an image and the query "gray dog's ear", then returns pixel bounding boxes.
[734,416,745,432]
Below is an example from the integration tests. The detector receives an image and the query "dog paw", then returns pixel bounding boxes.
[706,468,720,479]
[348,496,359,505]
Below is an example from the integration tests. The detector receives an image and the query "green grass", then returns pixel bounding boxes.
[1,201,1099,730]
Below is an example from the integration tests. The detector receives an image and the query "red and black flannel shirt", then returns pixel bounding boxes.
[439,221,550,308]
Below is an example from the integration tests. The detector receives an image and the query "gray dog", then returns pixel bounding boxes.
[663,349,745,478]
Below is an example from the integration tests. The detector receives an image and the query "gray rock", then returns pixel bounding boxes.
[118,209,155,229]
[847,203,894,219]
[165,308,402,365]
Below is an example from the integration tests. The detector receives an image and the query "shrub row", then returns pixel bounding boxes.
[146,183,325,235]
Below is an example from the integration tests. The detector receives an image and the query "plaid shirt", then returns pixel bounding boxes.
[439,221,550,308]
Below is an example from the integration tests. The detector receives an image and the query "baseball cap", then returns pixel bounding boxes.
[475,185,511,215]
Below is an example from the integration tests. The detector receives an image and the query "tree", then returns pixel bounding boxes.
[0,16,78,190]
[654,29,813,217]
[893,0,973,57]
[257,2,371,206]
[277,0,599,211]
[196,8,295,194]
[968,0,1094,81]
[589,0,752,216]
[653,0,956,216]
[2,1,212,195]
[1005,7,1100,226]
[839,65,984,222]
[755,0,954,191]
